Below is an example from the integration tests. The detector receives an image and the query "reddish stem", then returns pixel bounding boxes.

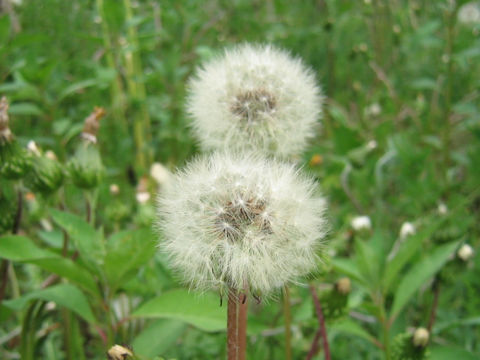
[306,328,322,360]
[309,284,331,360]
[237,291,248,360]
[227,289,239,360]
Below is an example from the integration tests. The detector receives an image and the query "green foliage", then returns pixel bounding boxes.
[0,0,479,359]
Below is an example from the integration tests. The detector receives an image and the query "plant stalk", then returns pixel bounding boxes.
[309,284,331,360]
[227,289,239,360]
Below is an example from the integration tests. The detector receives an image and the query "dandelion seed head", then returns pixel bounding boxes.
[187,44,323,158]
[157,152,328,295]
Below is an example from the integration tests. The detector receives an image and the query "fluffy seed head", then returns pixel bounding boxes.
[187,44,323,158]
[157,152,327,295]
[351,215,371,231]
[400,222,416,239]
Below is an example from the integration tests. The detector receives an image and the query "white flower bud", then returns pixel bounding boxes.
[458,2,480,25]
[27,140,41,156]
[157,152,328,295]
[136,192,150,204]
[110,183,120,195]
[45,150,57,161]
[365,103,381,117]
[150,162,171,186]
[457,244,474,261]
[351,216,371,231]
[413,327,429,347]
[437,202,448,215]
[366,140,377,150]
[400,222,416,239]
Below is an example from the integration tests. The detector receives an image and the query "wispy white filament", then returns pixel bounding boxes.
[157,152,327,295]
[187,44,323,158]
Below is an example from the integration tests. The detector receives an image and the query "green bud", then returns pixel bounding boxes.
[0,142,32,180]
[318,282,349,321]
[27,155,64,195]
[0,184,16,235]
[69,142,104,189]
[391,332,430,360]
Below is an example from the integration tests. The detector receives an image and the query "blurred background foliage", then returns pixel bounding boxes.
[0,0,479,359]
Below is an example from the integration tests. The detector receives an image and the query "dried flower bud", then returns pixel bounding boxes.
[0,96,13,144]
[107,345,133,360]
[309,154,323,167]
[82,107,106,143]
[413,328,429,347]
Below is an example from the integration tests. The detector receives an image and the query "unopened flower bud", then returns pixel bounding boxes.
[110,183,120,195]
[28,154,64,195]
[437,202,448,215]
[0,96,13,144]
[400,222,416,239]
[351,216,372,232]
[150,162,171,187]
[45,150,57,161]
[457,244,474,261]
[69,143,104,189]
[413,327,429,347]
[335,277,351,295]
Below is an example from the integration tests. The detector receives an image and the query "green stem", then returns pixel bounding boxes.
[283,286,292,360]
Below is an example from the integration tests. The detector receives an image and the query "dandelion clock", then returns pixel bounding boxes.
[187,44,323,158]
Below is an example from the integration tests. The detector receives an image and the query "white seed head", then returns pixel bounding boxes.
[458,2,480,25]
[187,43,323,158]
[457,244,474,261]
[412,327,429,347]
[157,152,327,295]
[150,162,171,186]
[365,103,381,117]
[351,216,371,231]
[136,192,150,204]
[400,222,416,239]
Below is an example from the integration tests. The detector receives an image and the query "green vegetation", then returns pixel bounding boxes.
[1,0,479,359]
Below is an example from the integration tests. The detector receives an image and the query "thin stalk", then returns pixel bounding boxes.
[309,284,331,360]
[227,289,239,360]
[306,328,322,360]
[283,286,292,360]
[237,291,248,360]
[123,0,153,171]
[427,279,440,333]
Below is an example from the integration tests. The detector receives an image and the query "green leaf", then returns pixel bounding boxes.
[0,235,99,296]
[132,319,186,358]
[0,235,54,260]
[430,346,479,360]
[132,289,226,332]
[50,209,105,273]
[331,319,378,345]
[0,15,11,46]
[104,228,156,291]
[331,258,367,285]
[58,79,100,100]
[390,241,458,319]
[3,284,96,323]
[8,103,44,116]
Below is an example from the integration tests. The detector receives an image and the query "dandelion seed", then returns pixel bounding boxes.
[157,152,327,295]
[187,44,323,158]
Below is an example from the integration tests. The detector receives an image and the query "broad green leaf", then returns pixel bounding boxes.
[104,228,156,291]
[8,103,44,116]
[58,79,100,100]
[132,319,186,358]
[0,235,99,296]
[331,319,378,345]
[390,241,458,319]
[3,284,96,323]
[331,258,367,285]
[50,209,105,273]
[132,289,226,332]
[0,15,11,46]
[0,235,54,260]
[430,346,479,360]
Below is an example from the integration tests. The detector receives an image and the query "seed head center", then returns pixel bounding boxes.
[231,89,276,123]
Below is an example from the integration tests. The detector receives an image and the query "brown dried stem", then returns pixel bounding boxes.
[309,284,331,360]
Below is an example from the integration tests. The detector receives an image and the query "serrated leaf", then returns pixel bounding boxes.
[390,241,458,319]
[132,289,226,332]
[3,284,96,323]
